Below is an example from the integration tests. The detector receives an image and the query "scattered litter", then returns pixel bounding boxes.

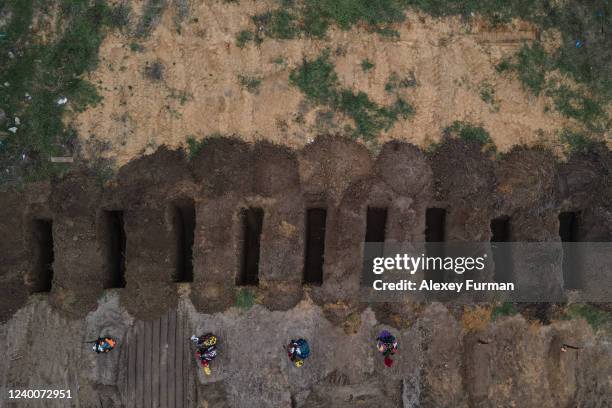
[21,153,26,160]
[57,96,68,105]
[25,92,32,100]
[575,39,584,48]
[50,157,74,163]
[3,82,9,87]
[14,117,20,125]
[8,127,17,134]
[8,51,14,59]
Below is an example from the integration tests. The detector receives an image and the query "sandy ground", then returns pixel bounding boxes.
[1,292,609,407]
[74,0,580,167]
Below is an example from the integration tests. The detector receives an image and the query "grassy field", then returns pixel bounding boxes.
[0,0,127,189]
[239,0,610,147]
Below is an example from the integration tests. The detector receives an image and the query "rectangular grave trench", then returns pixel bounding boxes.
[237,207,263,286]
[490,216,513,282]
[31,219,54,293]
[425,208,446,283]
[304,208,327,285]
[172,199,195,283]
[102,210,127,289]
[559,211,582,289]
[362,207,388,286]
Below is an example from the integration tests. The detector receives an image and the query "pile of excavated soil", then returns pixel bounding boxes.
[75,0,581,167]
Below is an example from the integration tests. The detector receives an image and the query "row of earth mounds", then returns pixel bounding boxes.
[0,135,610,323]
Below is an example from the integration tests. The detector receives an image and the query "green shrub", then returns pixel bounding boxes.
[288,50,339,104]
[252,9,299,40]
[491,302,518,320]
[547,85,608,132]
[289,51,414,141]
[514,43,549,96]
[360,59,375,72]
[559,129,600,155]
[236,30,254,48]
[238,75,262,94]
[479,82,499,111]
[444,121,495,149]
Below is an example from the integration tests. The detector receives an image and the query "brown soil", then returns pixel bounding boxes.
[73,1,586,168]
[1,137,609,323]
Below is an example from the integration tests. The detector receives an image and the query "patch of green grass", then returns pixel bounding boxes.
[491,302,518,320]
[479,81,499,111]
[547,85,608,133]
[513,43,550,96]
[252,9,300,40]
[444,121,495,149]
[243,0,408,42]
[289,51,414,141]
[0,0,121,189]
[289,50,338,104]
[137,0,167,38]
[168,88,192,105]
[559,129,601,155]
[185,133,230,159]
[563,304,612,333]
[272,56,286,66]
[238,75,262,94]
[385,71,417,93]
[360,59,375,72]
[185,136,204,159]
[235,288,257,310]
[495,57,512,73]
[129,42,145,52]
[236,1,611,135]
[236,30,254,48]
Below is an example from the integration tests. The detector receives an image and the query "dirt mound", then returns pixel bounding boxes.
[496,146,559,214]
[559,149,611,209]
[1,138,610,321]
[375,141,431,196]
[299,135,373,204]
[430,138,496,206]
[191,136,253,198]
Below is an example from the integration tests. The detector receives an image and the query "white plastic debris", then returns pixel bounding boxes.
[3,82,9,87]
[8,127,17,133]
[14,117,20,125]
[25,92,32,100]
[57,96,68,105]
[21,153,26,160]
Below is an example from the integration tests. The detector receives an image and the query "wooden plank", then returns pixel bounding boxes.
[128,329,137,408]
[152,319,160,408]
[167,310,176,408]
[136,321,145,408]
[144,321,152,408]
[182,314,190,407]
[160,311,168,408]
[175,311,184,407]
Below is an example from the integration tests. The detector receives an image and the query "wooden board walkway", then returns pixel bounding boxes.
[121,309,196,408]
